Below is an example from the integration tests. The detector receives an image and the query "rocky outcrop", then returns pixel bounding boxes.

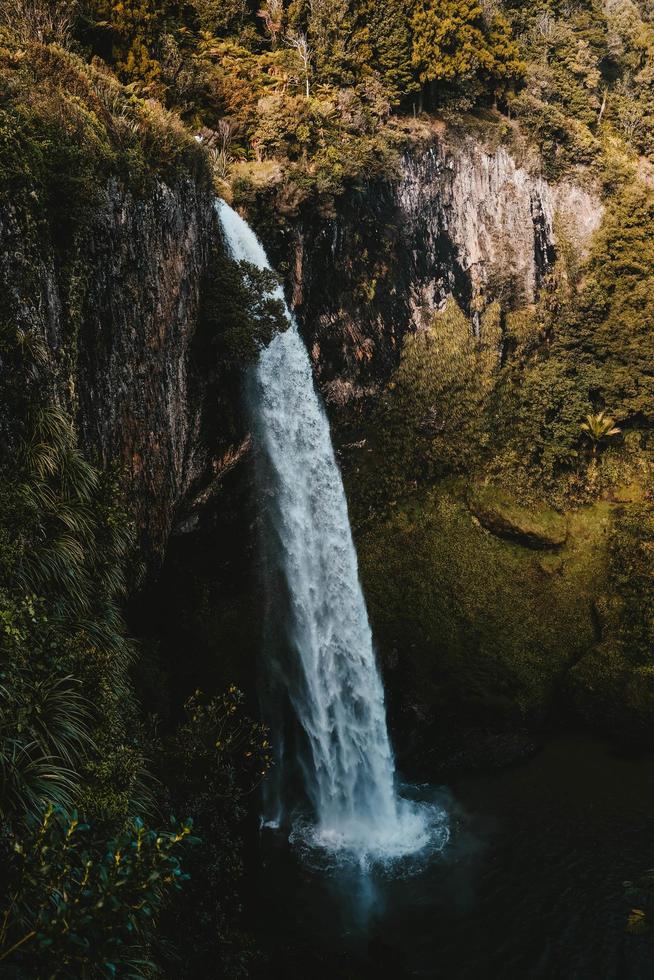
[467,484,568,549]
[75,179,223,555]
[0,120,603,566]
[275,126,602,406]
[0,175,234,557]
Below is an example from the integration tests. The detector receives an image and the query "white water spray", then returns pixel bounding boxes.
[217,200,447,862]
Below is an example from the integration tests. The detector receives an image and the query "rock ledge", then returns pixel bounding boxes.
[468,484,568,549]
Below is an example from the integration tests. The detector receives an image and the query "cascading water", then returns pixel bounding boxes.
[217,200,447,863]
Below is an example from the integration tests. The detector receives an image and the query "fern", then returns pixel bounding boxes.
[1,404,142,827]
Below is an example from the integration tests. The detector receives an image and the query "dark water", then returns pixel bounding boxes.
[252,736,654,980]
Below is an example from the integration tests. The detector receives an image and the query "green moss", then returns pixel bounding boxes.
[356,475,654,736]
[566,642,654,736]
[568,500,654,734]
[357,484,610,726]
[467,483,568,548]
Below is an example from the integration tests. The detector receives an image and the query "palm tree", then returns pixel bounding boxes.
[581,410,621,457]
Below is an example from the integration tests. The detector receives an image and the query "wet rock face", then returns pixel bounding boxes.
[0,175,228,557]
[282,132,602,406]
[396,143,556,310]
[76,179,221,555]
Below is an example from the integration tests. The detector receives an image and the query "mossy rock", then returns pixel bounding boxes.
[357,484,610,730]
[467,483,568,549]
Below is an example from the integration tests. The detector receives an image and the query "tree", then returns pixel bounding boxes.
[307,0,356,85]
[412,0,496,85]
[411,0,523,101]
[190,0,248,36]
[81,0,172,89]
[286,29,312,96]
[356,0,416,102]
[485,12,526,98]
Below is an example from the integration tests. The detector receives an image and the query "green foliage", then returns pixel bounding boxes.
[235,79,401,211]
[306,0,359,87]
[504,0,654,176]
[357,0,416,102]
[565,502,654,735]
[160,688,271,978]
[169,687,271,796]
[581,411,621,455]
[564,183,654,422]
[608,504,654,667]
[200,248,288,366]
[191,0,250,37]
[344,189,653,511]
[344,299,500,521]
[0,403,204,976]
[0,406,147,824]
[490,354,592,487]
[508,91,603,181]
[70,0,522,201]
[0,805,198,978]
[388,299,498,473]
[81,0,172,90]
[0,38,208,222]
[14,0,650,202]
[0,12,292,977]
[411,0,524,99]
[0,668,94,819]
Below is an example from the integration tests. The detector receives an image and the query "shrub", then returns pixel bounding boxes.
[160,688,271,978]
[0,805,198,978]
[0,0,76,47]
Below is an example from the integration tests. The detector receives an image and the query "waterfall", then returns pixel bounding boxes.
[217,200,445,862]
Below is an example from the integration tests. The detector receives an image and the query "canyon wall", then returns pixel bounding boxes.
[278,128,602,406]
[1,124,602,559]
[0,174,239,556]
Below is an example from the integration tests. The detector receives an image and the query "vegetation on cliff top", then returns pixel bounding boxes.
[43,0,654,209]
[3,0,654,213]
[0,36,209,206]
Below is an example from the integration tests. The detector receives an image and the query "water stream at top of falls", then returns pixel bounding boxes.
[217,200,447,864]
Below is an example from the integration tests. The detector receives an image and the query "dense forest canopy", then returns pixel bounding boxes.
[4,0,654,208]
[68,0,654,167]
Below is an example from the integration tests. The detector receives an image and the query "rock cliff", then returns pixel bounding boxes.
[1,122,603,560]
[0,174,235,556]
[278,126,602,406]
